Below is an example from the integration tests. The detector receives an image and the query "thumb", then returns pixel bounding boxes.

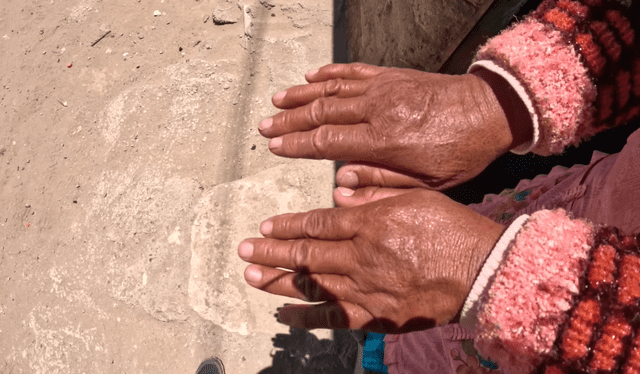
[337,162,428,189]
[333,186,416,207]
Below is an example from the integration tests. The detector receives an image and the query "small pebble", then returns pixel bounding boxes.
[153,10,162,16]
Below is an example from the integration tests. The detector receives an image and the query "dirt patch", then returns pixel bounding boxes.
[0,0,339,373]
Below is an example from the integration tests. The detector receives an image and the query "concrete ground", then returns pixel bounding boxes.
[0,0,348,373]
[0,0,498,373]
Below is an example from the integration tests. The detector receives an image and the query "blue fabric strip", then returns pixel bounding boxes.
[362,332,388,373]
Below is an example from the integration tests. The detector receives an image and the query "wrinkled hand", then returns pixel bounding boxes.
[238,187,505,333]
[259,63,517,190]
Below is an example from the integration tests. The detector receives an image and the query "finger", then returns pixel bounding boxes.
[259,96,367,138]
[305,63,384,83]
[333,186,415,208]
[260,207,356,240]
[238,238,355,274]
[336,162,428,189]
[277,301,375,330]
[272,79,369,110]
[268,124,373,160]
[244,265,353,302]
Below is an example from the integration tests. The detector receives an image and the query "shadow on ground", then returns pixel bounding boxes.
[258,328,358,374]
[257,2,360,373]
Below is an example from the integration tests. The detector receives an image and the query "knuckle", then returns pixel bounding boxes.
[274,215,291,233]
[310,127,331,159]
[301,210,325,238]
[263,240,278,259]
[351,62,366,73]
[308,98,326,126]
[292,240,312,270]
[364,187,379,201]
[278,110,291,128]
[373,167,386,185]
[322,79,342,97]
[352,62,380,77]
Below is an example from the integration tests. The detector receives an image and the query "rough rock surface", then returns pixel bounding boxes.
[212,3,241,25]
[347,0,494,72]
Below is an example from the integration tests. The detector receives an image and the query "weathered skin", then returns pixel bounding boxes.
[238,187,505,333]
[259,63,518,190]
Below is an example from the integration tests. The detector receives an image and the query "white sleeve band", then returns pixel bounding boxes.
[459,214,531,330]
[468,60,540,155]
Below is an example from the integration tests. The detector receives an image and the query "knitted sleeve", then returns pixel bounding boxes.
[461,209,640,374]
[470,0,640,156]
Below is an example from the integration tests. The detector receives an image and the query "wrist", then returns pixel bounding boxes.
[468,219,507,289]
[460,215,530,330]
[469,67,534,152]
[445,215,506,325]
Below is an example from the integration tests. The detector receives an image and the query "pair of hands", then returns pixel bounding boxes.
[239,63,515,333]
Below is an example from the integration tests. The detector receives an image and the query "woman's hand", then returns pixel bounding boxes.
[259,63,518,190]
[237,187,505,333]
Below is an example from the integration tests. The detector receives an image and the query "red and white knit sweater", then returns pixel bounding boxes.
[460,1,640,373]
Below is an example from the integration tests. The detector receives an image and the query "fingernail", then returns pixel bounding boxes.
[260,220,273,236]
[269,137,282,150]
[259,117,273,131]
[306,68,319,77]
[244,266,262,283]
[273,90,286,102]
[337,187,355,197]
[338,171,358,188]
[237,241,254,260]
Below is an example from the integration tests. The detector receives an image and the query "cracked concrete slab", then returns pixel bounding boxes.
[190,160,335,335]
[190,160,335,373]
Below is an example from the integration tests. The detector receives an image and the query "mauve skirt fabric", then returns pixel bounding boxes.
[383,128,640,374]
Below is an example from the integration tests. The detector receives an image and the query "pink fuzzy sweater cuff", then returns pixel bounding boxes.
[475,19,597,156]
[470,210,594,374]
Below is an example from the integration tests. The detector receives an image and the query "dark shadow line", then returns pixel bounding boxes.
[257,266,436,374]
[252,2,361,373]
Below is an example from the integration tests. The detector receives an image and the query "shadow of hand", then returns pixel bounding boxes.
[258,327,357,374]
